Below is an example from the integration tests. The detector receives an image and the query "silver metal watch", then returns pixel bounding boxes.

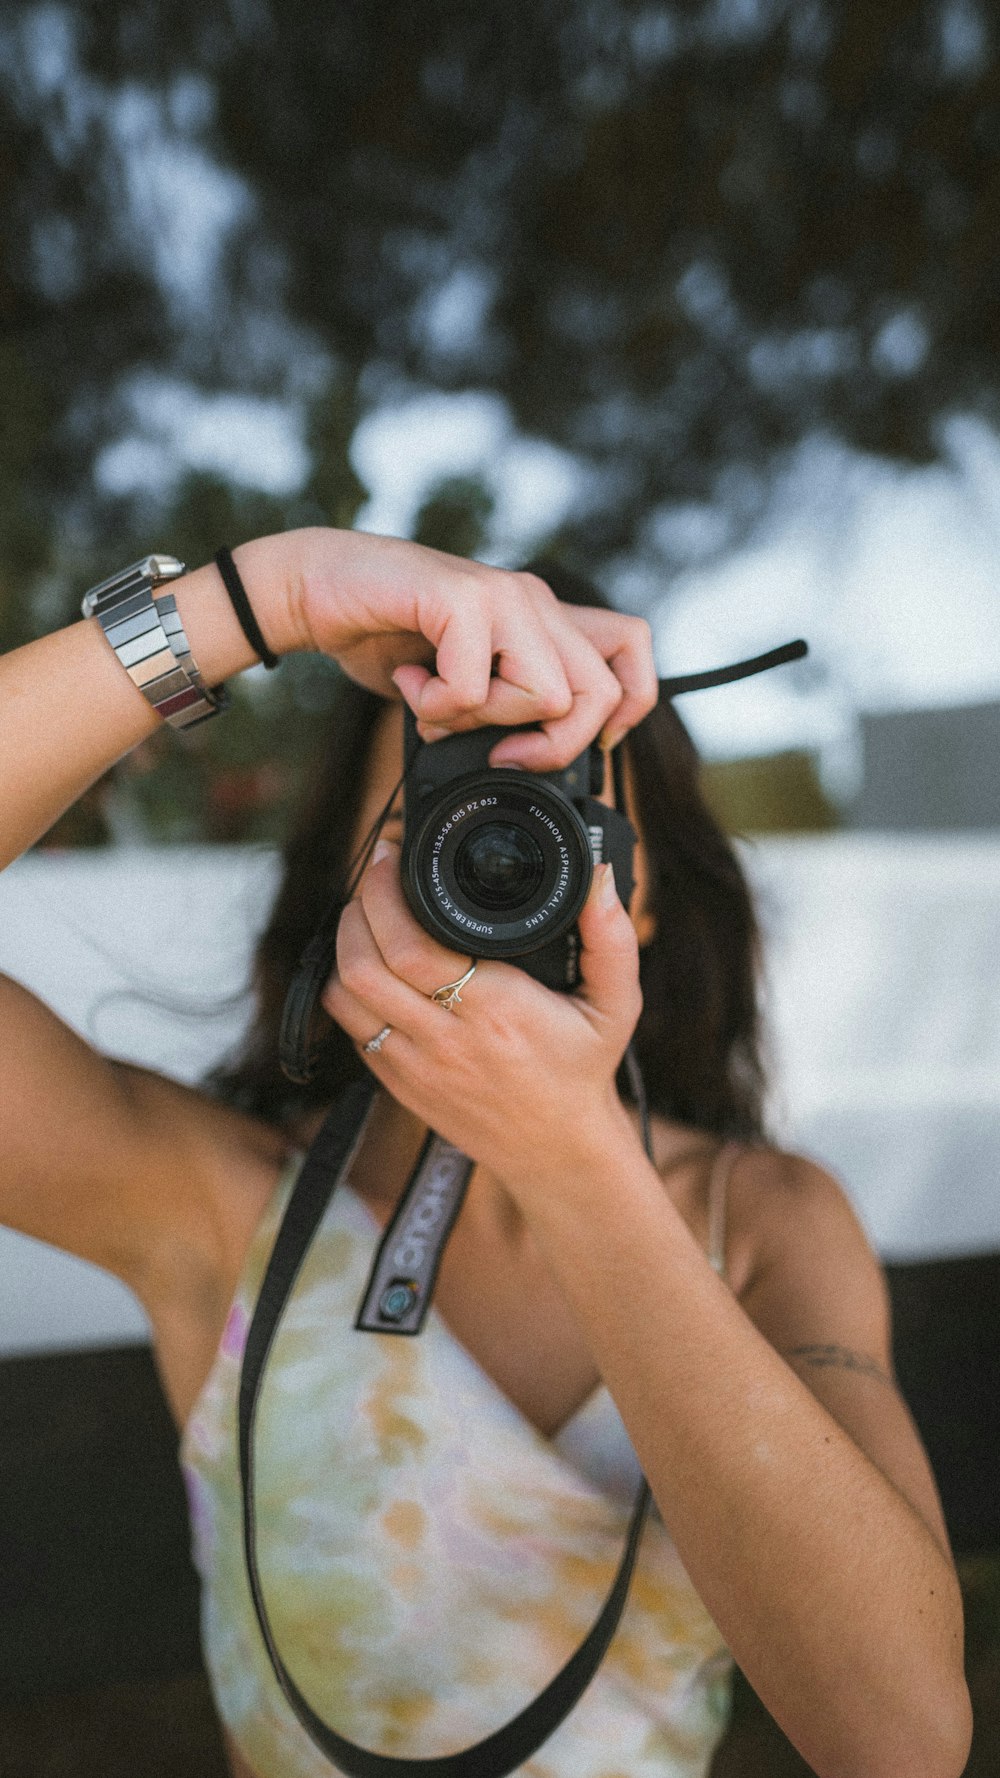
[81,554,228,729]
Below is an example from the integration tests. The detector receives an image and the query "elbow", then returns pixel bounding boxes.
[904,1685,973,1778]
[840,1675,973,1778]
[895,1654,973,1778]
[802,1655,972,1778]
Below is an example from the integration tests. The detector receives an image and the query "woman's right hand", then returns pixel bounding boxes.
[280,528,659,769]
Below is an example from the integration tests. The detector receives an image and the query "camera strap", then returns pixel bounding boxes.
[354,1129,473,1334]
[239,1075,652,1778]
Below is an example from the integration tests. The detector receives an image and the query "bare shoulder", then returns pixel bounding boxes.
[0,968,287,1304]
[725,1142,886,1329]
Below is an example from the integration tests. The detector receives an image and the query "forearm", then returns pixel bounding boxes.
[516,1131,967,1777]
[0,533,302,869]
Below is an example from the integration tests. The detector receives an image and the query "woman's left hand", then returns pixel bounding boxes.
[322,839,644,1200]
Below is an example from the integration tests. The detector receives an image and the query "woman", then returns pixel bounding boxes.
[0,528,972,1778]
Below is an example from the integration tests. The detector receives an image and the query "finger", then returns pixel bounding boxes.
[359,842,476,997]
[563,607,659,747]
[485,594,575,720]
[412,676,566,742]
[321,967,423,1077]
[328,894,443,1041]
[391,662,433,712]
[407,592,495,720]
[488,622,624,770]
[573,863,643,1032]
[414,578,574,728]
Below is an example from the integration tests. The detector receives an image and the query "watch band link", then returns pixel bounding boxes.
[82,555,228,730]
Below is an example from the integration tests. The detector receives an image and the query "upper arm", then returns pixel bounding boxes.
[0,970,212,1286]
[734,1148,954,1559]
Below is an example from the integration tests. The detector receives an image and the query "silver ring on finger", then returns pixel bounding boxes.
[363,1023,393,1055]
[430,961,477,1011]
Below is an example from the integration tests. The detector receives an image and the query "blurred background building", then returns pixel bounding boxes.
[852,702,1000,829]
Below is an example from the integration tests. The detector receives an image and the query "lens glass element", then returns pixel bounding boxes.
[453,822,545,910]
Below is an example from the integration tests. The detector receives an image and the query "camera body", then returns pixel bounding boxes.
[400,707,637,991]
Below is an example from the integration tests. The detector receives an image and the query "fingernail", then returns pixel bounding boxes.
[599,862,618,907]
[373,838,395,865]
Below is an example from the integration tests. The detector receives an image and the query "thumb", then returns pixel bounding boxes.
[391,662,432,710]
[574,862,642,1026]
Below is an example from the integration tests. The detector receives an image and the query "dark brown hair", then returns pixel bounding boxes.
[209,564,770,1141]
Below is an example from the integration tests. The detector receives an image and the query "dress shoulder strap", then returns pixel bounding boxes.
[706,1141,744,1282]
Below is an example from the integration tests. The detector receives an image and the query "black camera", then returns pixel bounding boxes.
[400,706,637,991]
[279,638,808,1082]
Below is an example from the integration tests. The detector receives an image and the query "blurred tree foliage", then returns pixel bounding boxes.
[1,0,997,838]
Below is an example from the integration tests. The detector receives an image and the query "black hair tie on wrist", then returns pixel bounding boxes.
[214,547,280,670]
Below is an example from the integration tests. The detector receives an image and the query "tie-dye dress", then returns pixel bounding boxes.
[180,1139,739,1778]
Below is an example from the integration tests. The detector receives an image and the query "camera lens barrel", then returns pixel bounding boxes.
[403,769,595,959]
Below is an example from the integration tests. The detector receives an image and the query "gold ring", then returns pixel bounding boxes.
[431,961,477,1011]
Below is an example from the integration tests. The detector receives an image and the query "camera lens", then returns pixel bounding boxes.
[453,822,545,911]
[403,767,594,959]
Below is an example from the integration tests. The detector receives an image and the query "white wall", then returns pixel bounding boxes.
[1,837,999,1357]
[749,834,1000,1257]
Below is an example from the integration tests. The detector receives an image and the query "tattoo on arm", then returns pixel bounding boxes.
[787,1343,897,1390]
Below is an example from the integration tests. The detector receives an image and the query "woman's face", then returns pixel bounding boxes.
[352,703,656,947]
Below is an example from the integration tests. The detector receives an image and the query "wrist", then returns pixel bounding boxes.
[228,531,315,658]
[293,523,384,654]
[170,531,313,685]
[503,1088,644,1205]
[503,1105,671,1284]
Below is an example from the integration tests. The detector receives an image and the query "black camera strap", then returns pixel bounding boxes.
[239,1076,652,1778]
